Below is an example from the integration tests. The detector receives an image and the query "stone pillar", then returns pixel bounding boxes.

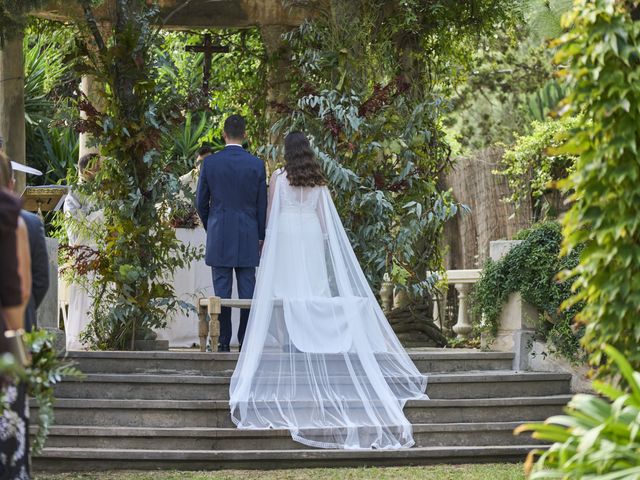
[452,283,472,339]
[39,238,66,352]
[0,32,26,192]
[379,280,394,313]
[447,269,481,340]
[79,75,105,159]
[259,25,292,169]
[485,240,538,371]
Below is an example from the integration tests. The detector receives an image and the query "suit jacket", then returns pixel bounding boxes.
[196,145,267,267]
[21,210,49,331]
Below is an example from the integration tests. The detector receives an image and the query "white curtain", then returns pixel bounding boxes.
[229,171,428,450]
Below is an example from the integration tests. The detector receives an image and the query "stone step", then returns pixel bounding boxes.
[33,445,543,471]
[36,422,541,450]
[54,371,571,400]
[33,395,571,428]
[64,350,516,375]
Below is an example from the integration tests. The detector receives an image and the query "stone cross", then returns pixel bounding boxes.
[185,34,229,98]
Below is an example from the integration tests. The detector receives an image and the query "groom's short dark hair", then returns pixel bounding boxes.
[223,114,246,139]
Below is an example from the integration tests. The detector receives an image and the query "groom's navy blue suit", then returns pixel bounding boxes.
[196,145,267,347]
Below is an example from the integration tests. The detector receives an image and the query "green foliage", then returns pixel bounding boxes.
[470,222,584,363]
[498,116,580,219]
[24,22,79,185]
[32,127,80,185]
[446,0,574,155]
[155,29,267,157]
[61,0,201,349]
[268,0,518,295]
[0,330,81,455]
[517,344,640,479]
[161,111,223,176]
[526,80,568,123]
[553,0,640,375]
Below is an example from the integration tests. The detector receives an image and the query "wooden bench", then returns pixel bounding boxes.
[197,297,252,351]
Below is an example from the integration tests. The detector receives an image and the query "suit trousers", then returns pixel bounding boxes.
[211,267,256,346]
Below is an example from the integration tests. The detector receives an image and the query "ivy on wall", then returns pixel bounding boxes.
[470,222,584,363]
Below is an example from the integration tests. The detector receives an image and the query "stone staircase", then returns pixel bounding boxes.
[32,349,572,471]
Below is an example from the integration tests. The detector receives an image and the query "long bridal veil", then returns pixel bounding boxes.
[229,171,427,450]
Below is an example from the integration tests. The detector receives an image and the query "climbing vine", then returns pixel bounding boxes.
[498,116,581,220]
[60,0,202,349]
[470,222,585,363]
[554,0,640,375]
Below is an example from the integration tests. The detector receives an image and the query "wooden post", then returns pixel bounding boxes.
[208,296,221,350]
[197,299,209,352]
[0,32,26,192]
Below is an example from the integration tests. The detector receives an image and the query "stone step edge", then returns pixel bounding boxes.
[59,371,571,384]
[32,395,573,409]
[32,421,529,438]
[63,350,515,361]
[35,444,543,461]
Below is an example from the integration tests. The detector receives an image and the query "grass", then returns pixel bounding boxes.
[37,464,525,480]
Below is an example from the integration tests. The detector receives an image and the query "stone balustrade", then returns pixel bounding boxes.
[441,269,481,340]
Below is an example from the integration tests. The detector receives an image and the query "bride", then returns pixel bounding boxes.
[229,132,427,450]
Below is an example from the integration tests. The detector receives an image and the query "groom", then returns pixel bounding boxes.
[196,115,267,352]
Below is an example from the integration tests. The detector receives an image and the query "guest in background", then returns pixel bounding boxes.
[173,145,215,229]
[0,151,32,479]
[180,145,214,197]
[63,153,103,350]
[3,159,50,332]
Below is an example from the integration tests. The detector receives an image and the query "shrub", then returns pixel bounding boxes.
[516,344,640,479]
[470,222,584,363]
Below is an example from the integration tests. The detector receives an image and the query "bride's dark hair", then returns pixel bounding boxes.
[283,131,327,187]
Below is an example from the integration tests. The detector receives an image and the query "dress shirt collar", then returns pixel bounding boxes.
[225,143,243,148]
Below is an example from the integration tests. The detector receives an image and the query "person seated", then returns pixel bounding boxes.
[180,145,214,197]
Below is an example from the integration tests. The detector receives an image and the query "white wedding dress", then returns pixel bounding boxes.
[229,170,428,450]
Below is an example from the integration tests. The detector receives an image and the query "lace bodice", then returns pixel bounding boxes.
[275,170,322,214]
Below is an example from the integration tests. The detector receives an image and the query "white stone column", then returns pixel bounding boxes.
[452,283,472,339]
[0,32,26,192]
[40,238,66,352]
[448,269,481,340]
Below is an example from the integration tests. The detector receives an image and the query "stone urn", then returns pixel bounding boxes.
[393,287,410,310]
[379,281,394,313]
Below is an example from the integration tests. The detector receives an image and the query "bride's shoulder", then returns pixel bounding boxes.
[270,167,284,178]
